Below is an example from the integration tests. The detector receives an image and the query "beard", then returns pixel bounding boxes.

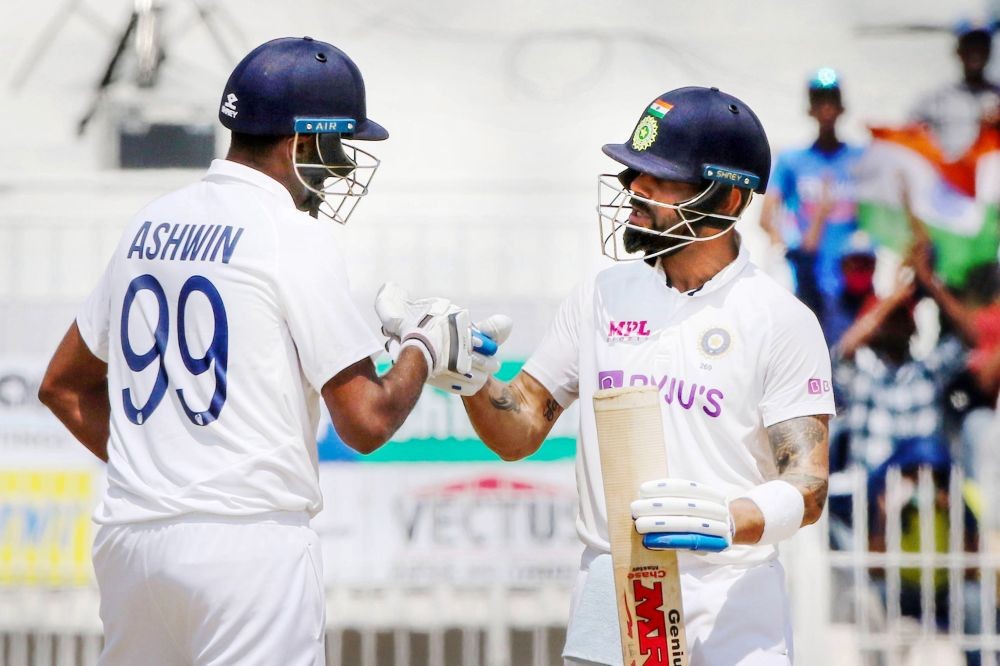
[622,200,692,256]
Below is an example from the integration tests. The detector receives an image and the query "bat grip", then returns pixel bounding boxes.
[472,329,498,356]
[642,533,729,553]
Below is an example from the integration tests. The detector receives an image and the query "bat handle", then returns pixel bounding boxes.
[642,533,729,553]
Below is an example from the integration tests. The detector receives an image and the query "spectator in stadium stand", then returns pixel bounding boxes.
[866,436,987,666]
[962,263,1000,405]
[833,241,976,474]
[910,20,1000,160]
[921,259,1000,485]
[759,67,865,321]
[821,230,878,349]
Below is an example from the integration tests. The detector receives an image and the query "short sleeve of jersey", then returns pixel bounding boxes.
[275,220,382,392]
[759,302,836,426]
[521,282,586,409]
[76,258,114,362]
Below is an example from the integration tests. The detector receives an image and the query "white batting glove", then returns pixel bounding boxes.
[375,282,473,378]
[378,281,513,395]
[427,314,513,396]
[630,478,734,553]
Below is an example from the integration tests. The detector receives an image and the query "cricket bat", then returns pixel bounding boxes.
[594,386,688,666]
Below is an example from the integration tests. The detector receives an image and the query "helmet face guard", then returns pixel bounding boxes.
[596,170,753,262]
[292,130,380,224]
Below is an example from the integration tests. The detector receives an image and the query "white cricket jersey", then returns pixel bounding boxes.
[77,159,382,524]
[523,242,835,567]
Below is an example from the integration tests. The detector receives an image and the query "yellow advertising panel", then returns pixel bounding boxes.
[0,470,95,586]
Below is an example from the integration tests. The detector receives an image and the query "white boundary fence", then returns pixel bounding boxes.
[8,466,1000,666]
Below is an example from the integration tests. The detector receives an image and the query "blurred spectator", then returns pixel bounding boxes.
[760,67,865,322]
[963,263,1000,403]
[822,230,877,348]
[906,229,997,483]
[938,261,1000,483]
[910,20,1000,160]
[867,437,987,666]
[833,254,971,472]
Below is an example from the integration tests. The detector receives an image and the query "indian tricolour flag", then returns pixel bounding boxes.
[856,125,1000,286]
[647,99,673,119]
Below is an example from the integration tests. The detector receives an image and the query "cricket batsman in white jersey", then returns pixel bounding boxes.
[379,87,836,664]
[38,37,485,665]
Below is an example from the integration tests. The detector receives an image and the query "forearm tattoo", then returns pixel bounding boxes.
[489,385,522,413]
[766,415,829,516]
[543,399,558,422]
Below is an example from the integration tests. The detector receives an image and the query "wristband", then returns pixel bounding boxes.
[400,338,434,374]
[741,480,805,545]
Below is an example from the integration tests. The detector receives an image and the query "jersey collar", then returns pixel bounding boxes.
[655,236,751,298]
[204,159,296,207]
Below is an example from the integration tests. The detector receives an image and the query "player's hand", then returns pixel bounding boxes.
[382,294,513,396]
[426,314,513,396]
[631,478,734,553]
[375,282,473,378]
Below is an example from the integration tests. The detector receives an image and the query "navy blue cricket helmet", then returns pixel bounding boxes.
[219,37,387,140]
[602,86,770,194]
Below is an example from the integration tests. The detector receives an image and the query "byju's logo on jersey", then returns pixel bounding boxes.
[807,378,831,395]
[221,93,239,118]
[597,370,724,418]
[598,370,625,389]
[607,320,651,340]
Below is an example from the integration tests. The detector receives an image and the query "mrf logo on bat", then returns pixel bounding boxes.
[625,567,685,666]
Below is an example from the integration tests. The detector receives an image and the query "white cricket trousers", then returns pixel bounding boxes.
[92,512,325,666]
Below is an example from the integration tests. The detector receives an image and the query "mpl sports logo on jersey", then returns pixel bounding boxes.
[607,320,651,340]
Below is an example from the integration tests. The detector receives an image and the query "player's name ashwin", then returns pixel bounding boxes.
[126,221,244,264]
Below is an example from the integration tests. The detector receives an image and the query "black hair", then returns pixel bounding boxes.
[696,184,752,229]
[958,30,993,52]
[808,87,842,108]
[961,261,1000,306]
[229,132,288,158]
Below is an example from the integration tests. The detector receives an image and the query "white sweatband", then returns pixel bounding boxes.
[400,338,434,373]
[741,480,805,545]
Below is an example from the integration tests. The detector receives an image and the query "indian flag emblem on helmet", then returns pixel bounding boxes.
[632,116,658,151]
[647,99,673,119]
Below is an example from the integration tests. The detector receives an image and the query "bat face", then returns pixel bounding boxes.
[593,386,688,666]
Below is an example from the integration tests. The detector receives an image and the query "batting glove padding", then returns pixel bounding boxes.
[631,478,733,553]
[375,282,473,377]
[428,314,513,396]
[375,283,511,395]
